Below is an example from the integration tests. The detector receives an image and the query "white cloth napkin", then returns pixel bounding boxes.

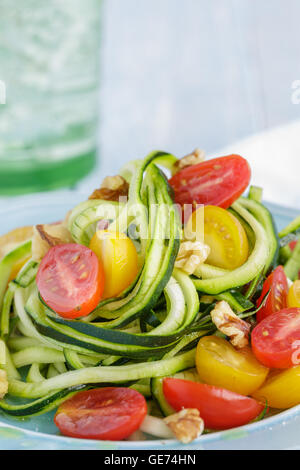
[213,120,300,210]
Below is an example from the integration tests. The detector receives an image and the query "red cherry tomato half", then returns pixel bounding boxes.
[54,388,147,440]
[37,244,105,319]
[252,308,300,369]
[169,155,251,211]
[256,266,288,323]
[163,378,264,430]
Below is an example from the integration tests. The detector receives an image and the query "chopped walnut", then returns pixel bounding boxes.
[210,301,251,349]
[164,409,204,444]
[32,223,73,261]
[172,148,206,174]
[175,240,210,275]
[89,175,129,201]
[0,369,8,399]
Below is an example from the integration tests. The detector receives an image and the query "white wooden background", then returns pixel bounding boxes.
[97,0,300,177]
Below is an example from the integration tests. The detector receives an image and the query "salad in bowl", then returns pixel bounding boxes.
[0,149,300,445]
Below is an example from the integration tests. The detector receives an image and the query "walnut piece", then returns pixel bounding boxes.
[164,409,204,444]
[32,223,73,261]
[89,175,129,201]
[210,301,251,349]
[172,148,205,174]
[175,240,210,275]
[0,370,8,399]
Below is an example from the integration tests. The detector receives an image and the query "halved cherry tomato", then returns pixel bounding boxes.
[252,366,300,409]
[169,155,251,211]
[251,308,300,369]
[196,336,269,395]
[89,230,138,299]
[163,378,264,430]
[202,206,249,269]
[288,280,300,308]
[37,244,104,319]
[256,266,288,323]
[54,388,147,440]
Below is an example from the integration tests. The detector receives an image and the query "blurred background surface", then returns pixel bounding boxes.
[0,0,300,206]
[99,0,300,167]
[94,0,300,208]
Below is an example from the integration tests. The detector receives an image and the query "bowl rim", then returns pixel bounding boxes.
[0,402,299,448]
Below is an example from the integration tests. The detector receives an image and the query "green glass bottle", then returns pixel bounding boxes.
[0,0,102,195]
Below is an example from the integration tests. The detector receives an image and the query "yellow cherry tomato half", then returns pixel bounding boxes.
[287,280,300,308]
[90,230,138,299]
[252,366,300,409]
[196,336,269,396]
[199,205,249,270]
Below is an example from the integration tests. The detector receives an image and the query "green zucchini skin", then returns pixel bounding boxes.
[279,215,300,246]
[228,207,256,253]
[63,349,85,370]
[151,377,175,416]
[12,347,65,369]
[216,291,254,313]
[69,200,124,246]
[194,264,229,280]
[25,283,200,359]
[27,314,176,359]
[24,262,200,361]
[248,185,263,203]
[13,260,39,288]
[0,283,16,338]
[0,241,32,312]
[0,386,86,417]
[7,349,196,399]
[244,272,264,301]
[239,197,279,275]
[279,245,293,264]
[284,239,300,281]
[26,363,46,384]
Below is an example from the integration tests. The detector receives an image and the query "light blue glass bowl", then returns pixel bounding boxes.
[0,192,299,450]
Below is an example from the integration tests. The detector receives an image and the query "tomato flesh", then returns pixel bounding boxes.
[54,388,147,440]
[185,205,249,269]
[163,378,264,430]
[290,241,298,251]
[89,230,138,299]
[252,308,300,368]
[196,336,269,396]
[256,266,288,323]
[204,205,249,269]
[288,280,300,308]
[253,366,300,409]
[169,155,251,211]
[37,244,105,319]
